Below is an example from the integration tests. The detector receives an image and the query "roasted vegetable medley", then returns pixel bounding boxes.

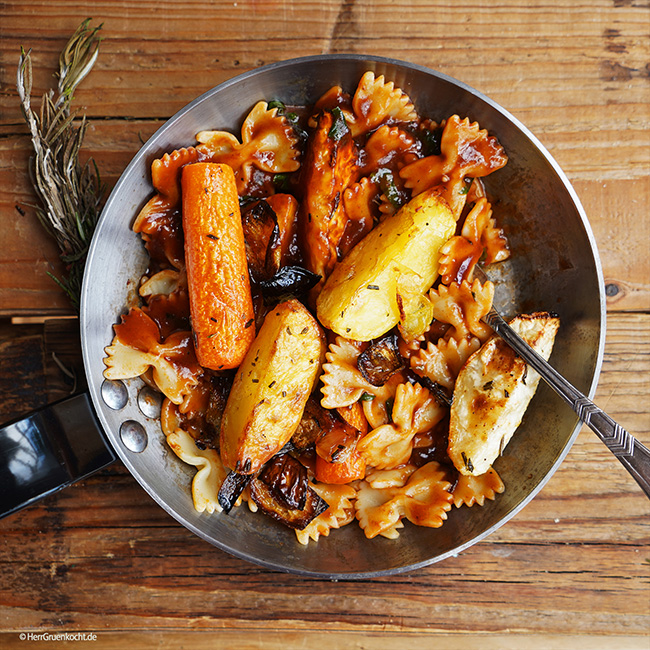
[104,72,558,542]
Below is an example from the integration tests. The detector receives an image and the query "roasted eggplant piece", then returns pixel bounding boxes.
[258,265,321,300]
[250,454,329,530]
[357,333,404,387]
[405,368,452,407]
[204,374,234,436]
[291,394,333,450]
[409,415,453,468]
[218,470,252,513]
[313,412,366,483]
[314,412,359,463]
[241,199,281,282]
[258,453,308,510]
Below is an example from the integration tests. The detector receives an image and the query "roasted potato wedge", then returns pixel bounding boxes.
[448,312,560,476]
[220,299,326,474]
[316,189,455,341]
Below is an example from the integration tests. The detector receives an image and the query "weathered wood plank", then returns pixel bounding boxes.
[3,631,649,650]
[1,1,648,123]
[0,521,647,635]
[0,321,47,417]
[1,126,648,315]
[0,122,162,315]
[0,312,647,636]
[1,1,647,314]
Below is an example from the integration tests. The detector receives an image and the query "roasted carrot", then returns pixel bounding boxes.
[314,413,367,483]
[315,450,366,484]
[181,162,255,370]
[336,402,368,436]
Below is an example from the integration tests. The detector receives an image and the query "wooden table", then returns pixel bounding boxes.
[1,1,648,648]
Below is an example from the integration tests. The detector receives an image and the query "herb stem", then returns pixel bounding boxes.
[16,19,104,311]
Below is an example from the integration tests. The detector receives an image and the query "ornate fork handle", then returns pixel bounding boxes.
[484,308,650,499]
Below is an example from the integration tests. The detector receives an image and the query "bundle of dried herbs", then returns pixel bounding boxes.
[16,19,104,311]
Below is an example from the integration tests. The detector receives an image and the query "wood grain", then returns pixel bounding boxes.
[1,631,649,650]
[0,1,648,646]
[0,312,647,641]
[0,0,649,314]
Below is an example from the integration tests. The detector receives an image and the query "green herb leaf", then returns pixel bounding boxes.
[238,195,258,207]
[459,178,473,195]
[273,173,291,191]
[267,99,286,114]
[385,397,395,422]
[371,168,405,210]
[328,106,349,141]
[360,392,375,402]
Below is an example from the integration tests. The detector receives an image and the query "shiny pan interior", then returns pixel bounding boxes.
[81,55,606,578]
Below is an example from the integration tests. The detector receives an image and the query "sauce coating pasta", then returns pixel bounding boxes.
[104,71,523,542]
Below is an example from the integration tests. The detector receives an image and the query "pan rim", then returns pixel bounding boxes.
[81,54,607,578]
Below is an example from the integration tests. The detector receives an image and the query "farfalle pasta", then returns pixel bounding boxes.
[438,197,510,285]
[104,70,527,545]
[357,381,445,469]
[356,462,454,539]
[428,279,495,343]
[410,336,482,390]
[196,101,301,192]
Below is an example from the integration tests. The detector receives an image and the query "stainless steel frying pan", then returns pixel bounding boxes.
[1,55,606,578]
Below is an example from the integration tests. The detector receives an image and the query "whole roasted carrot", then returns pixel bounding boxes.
[181,162,255,370]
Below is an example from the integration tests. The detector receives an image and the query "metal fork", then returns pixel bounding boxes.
[474,265,650,499]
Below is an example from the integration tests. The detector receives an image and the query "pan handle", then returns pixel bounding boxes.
[0,393,115,518]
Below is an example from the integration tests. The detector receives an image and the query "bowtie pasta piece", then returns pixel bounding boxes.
[399,115,508,219]
[166,427,227,514]
[355,462,454,539]
[357,382,445,469]
[428,279,495,342]
[438,198,510,285]
[196,101,301,193]
[410,336,482,390]
[295,482,357,544]
[361,124,420,175]
[320,337,405,429]
[349,71,418,137]
[103,307,201,405]
[139,269,186,298]
[452,467,505,508]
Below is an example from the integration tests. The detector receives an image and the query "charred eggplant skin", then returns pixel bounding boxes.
[217,470,252,513]
[357,333,404,386]
[250,475,329,530]
[258,265,321,300]
[258,453,309,510]
[241,199,281,283]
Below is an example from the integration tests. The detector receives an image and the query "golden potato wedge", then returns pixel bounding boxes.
[220,299,326,474]
[316,189,455,341]
[448,312,560,476]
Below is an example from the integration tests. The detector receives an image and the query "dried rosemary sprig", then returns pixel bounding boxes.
[16,18,104,311]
